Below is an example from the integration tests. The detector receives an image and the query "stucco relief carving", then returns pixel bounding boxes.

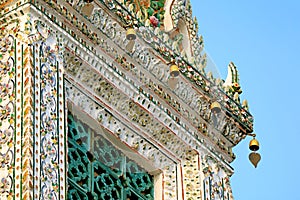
[223,120,244,145]
[201,154,234,200]
[0,22,21,199]
[34,0,252,138]
[65,80,175,170]
[63,22,235,162]
[163,164,178,199]
[37,0,252,138]
[64,48,197,161]
[182,151,202,200]
[0,26,17,199]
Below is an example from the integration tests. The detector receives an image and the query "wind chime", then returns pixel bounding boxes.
[82,0,94,17]
[249,136,261,168]
[168,62,180,89]
[125,27,136,52]
[210,102,261,168]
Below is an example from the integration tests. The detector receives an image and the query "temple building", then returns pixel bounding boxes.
[0,0,259,199]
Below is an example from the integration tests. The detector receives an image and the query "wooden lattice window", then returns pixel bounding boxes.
[67,112,154,200]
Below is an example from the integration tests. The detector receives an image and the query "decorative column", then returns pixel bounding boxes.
[202,155,234,200]
[0,3,66,200]
[0,24,17,200]
[32,23,66,199]
[182,151,202,200]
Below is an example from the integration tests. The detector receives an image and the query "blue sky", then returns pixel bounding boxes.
[189,1,300,199]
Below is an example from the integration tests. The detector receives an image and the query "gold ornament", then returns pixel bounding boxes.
[249,152,261,168]
[249,137,259,151]
[169,64,179,77]
[210,101,221,113]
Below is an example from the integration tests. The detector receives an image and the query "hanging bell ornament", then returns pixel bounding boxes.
[168,76,178,90]
[249,152,261,168]
[210,101,221,113]
[170,64,179,77]
[126,28,136,40]
[82,0,94,17]
[126,28,136,52]
[249,137,259,151]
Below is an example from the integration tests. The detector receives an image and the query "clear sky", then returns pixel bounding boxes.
[189,0,300,200]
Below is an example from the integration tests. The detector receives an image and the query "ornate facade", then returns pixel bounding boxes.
[0,0,254,199]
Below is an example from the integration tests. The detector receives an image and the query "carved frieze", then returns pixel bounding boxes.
[64,48,193,161]
[28,0,253,137]
[65,79,175,170]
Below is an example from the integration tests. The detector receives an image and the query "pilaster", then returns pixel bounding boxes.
[0,2,66,199]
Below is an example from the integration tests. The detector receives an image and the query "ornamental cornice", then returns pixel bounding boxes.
[64,47,195,162]
[65,79,176,171]
[97,0,253,132]
[1,2,253,135]
[65,79,182,198]
[17,0,252,135]
[63,35,235,170]
[8,0,246,164]
[1,0,251,162]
